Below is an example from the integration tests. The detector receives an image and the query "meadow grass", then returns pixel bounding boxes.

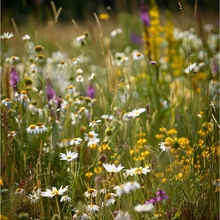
[0,1,219,219]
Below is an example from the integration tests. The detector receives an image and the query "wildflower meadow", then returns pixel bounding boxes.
[1,1,219,219]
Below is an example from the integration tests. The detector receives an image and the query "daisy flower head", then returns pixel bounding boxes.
[104,193,117,206]
[132,51,144,61]
[125,166,151,176]
[87,204,99,213]
[0,32,14,40]
[70,137,83,145]
[113,185,126,197]
[89,119,101,127]
[76,75,84,82]
[27,124,38,134]
[134,203,154,212]
[127,108,146,118]
[22,34,31,41]
[27,192,40,204]
[72,210,89,220]
[87,137,100,148]
[123,181,140,193]
[159,142,171,152]
[41,185,68,198]
[60,195,71,202]
[72,57,80,65]
[101,114,113,120]
[36,122,48,133]
[84,188,98,198]
[103,163,124,173]
[60,151,78,162]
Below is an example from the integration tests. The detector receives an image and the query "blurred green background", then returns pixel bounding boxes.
[2,0,219,25]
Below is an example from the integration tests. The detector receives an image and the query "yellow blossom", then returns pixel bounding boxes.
[85,172,93,178]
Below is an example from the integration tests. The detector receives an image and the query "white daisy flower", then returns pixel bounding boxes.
[87,138,100,147]
[72,210,89,220]
[70,137,83,145]
[84,188,98,197]
[104,193,117,206]
[101,114,113,120]
[132,51,144,61]
[0,32,14,40]
[76,75,84,82]
[87,204,99,213]
[60,195,71,202]
[103,163,124,173]
[60,151,78,162]
[125,166,151,176]
[89,120,101,127]
[27,125,39,134]
[22,34,31,41]
[127,108,146,118]
[114,211,131,220]
[134,203,154,212]
[41,186,68,198]
[72,57,80,65]
[159,142,171,152]
[123,181,140,193]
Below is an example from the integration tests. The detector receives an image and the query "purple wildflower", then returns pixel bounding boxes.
[145,197,157,204]
[146,190,168,204]
[86,85,95,99]
[140,1,150,27]
[10,68,19,91]
[46,81,56,101]
[150,61,157,65]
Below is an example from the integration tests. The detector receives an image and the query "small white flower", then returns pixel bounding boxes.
[76,75,84,82]
[134,203,154,212]
[73,210,89,220]
[84,188,98,197]
[184,63,197,74]
[123,181,140,193]
[76,68,83,74]
[87,204,99,213]
[103,163,124,173]
[70,137,83,145]
[60,195,71,202]
[125,166,151,176]
[76,34,87,42]
[104,193,117,206]
[101,114,113,120]
[60,151,78,162]
[132,51,144,61]
[27,192,40,204]
[0,32,14,40]
[127,108,146,118]
[159,142,171,152]
[111,28,122,37]
[72,57,80,65]
[88,72,96,80]
[27,124,38,134]
[41,186,68,198]
[89,120,101,127]
[87,138,100,147]
[22,34,31,41]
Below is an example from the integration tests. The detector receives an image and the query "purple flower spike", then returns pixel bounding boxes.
[140,2,150,27]
[46,80,56,101]
[10,68,19,91]
[87,85,95,99]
